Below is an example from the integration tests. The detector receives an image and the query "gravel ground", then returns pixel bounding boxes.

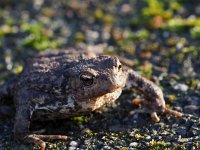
[0,0,200,149]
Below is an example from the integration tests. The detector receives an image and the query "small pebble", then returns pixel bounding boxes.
[163,31,170,38]
[184,105,199,114]
[86,30,99,44]
[103,145,111,149]
[68,146,76,150]
[186,96,199,105]
[176,42,183,49]
[70,141,78,147]
[145,135,151,140]
[176,127,187,137]
[174,83,189,92]
[129,142,138,147]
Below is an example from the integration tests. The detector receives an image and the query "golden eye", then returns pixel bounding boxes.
[80,73,94,86]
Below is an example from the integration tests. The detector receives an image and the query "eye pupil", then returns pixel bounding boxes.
[80,74,94,86]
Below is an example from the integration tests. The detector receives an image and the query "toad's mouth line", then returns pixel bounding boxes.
[109,86,123,93]
[79,86,123,101]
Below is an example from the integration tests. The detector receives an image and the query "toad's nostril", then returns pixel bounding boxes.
[118,65,122,70]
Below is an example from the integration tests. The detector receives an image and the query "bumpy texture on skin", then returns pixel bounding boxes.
[0,49,182,149]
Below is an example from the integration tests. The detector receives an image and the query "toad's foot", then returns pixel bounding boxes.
[24,134,68,150]
[131,98,183,122]
[129,107,160,122]
[129,106,161,122]
[163,107,183,117]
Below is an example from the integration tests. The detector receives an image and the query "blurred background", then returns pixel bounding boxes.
[0,0,200,80]
[0,0,200,149]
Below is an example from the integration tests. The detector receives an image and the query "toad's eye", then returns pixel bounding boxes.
[80,73,94,86]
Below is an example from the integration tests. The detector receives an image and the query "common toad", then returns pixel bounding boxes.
[0,49,182,150]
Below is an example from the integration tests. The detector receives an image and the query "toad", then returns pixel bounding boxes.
[0,49,182,150]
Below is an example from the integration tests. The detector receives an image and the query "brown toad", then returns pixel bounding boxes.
[0,49,182,150]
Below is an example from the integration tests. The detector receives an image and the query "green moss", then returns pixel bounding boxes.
[178,138,188,143]
[182,46,198,54]
[165,18,186,32]
[0,24,17,37]
[47,141,67,149]
[190,26,200,39]
[148,139,166,150]
[165,17,200,33]
[167,94,177,102]
[165,104,172,110]
[186,79,200,91]
[13,64,23,75]
[166,37,187,47]
[103,14,115,25]
[21,22,62,50]
[193,142,200,149]
[134,134,144,140]
[95,9,104,20]
[171,144,186,150]
[21,22,44,33]
[41,7,55,17]
[74,32,85,42]
[117,39,135,54]
[176,53,185,61]
[0,63,3,70]
[72,116,87,123]
[142,0,172,19]
[137,63,153,79]
[120,147,129,150]
[135,29,150,40]
[169,1,182,11]
[185,17,200,26]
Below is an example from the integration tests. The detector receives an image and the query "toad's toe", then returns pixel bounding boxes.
[164,108,183,117]
[150,112,160,123]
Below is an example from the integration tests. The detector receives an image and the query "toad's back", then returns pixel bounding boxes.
[23,50,96,75]
[18,50,97,91]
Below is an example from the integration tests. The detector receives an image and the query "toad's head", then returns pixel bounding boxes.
[66,55,127,102]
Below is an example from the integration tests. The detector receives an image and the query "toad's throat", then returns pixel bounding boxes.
[84,87,123,111]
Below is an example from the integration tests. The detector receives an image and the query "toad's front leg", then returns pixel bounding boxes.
[14,91,68,150]
[126,69,182,122]
[14,107,68,150]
